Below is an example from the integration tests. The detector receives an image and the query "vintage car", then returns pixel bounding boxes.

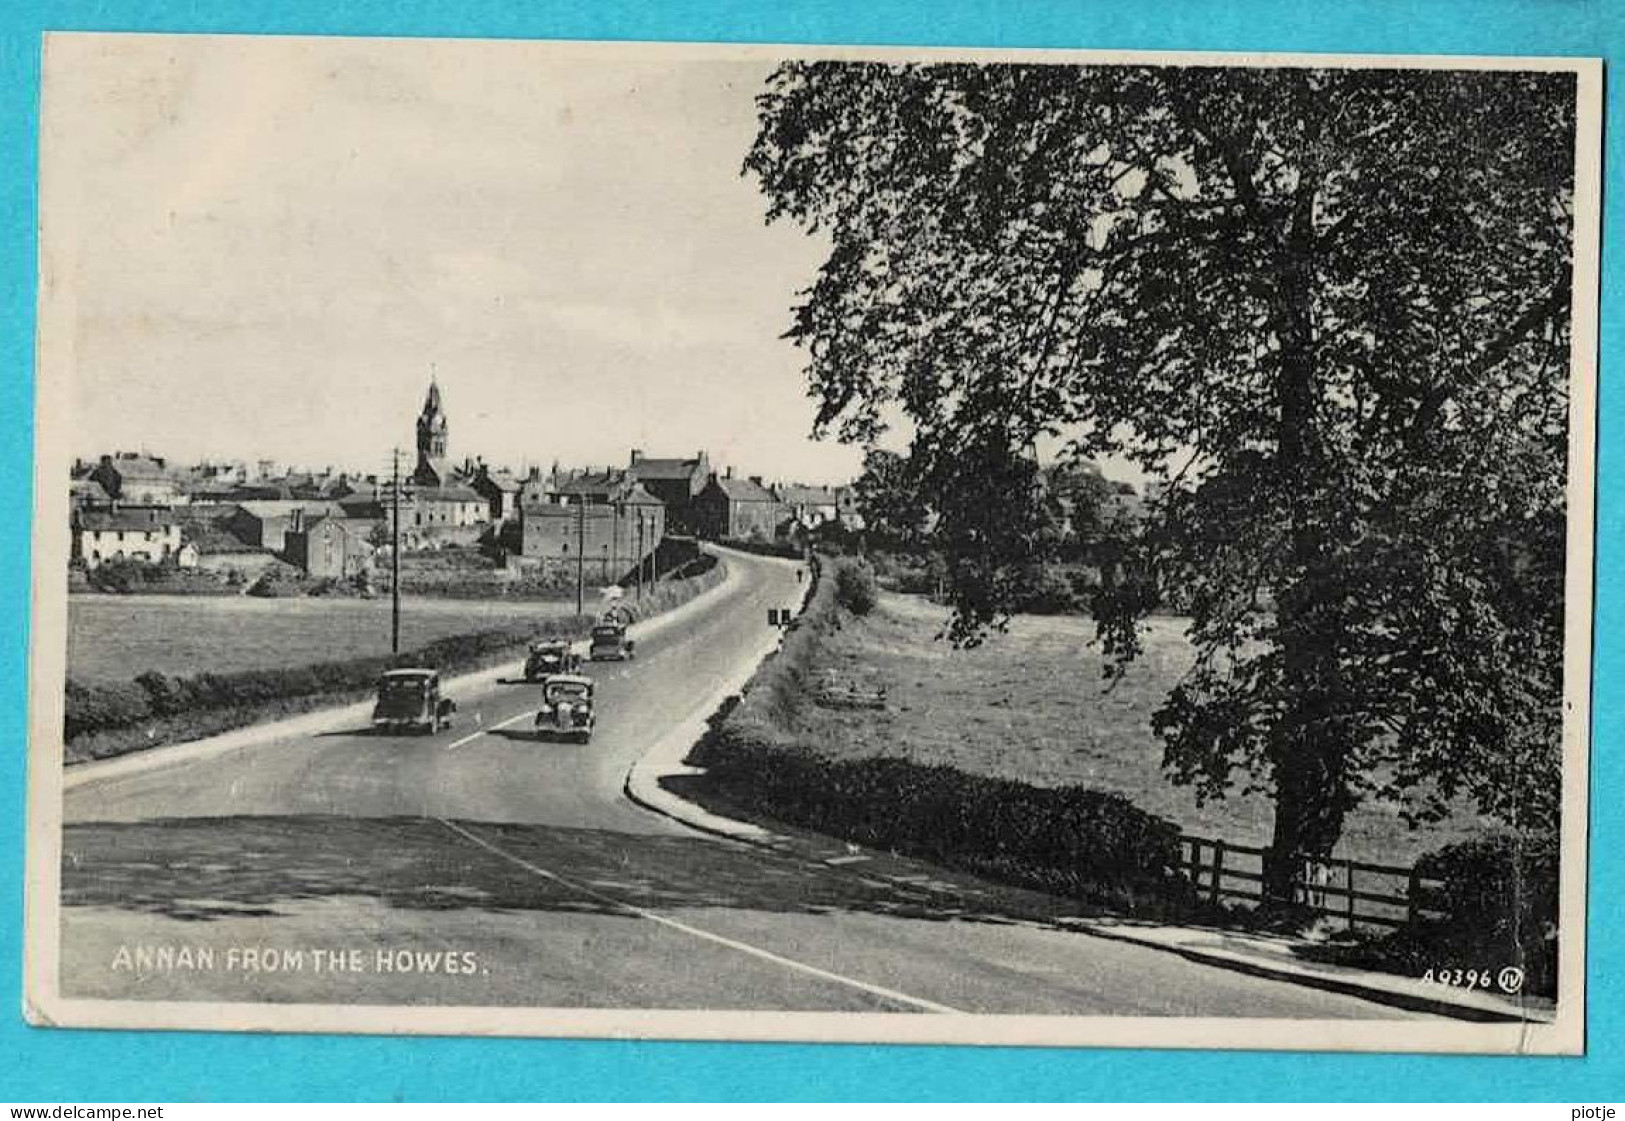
[372,668,457,734]
[588,621,636,662]
[524,639,580,681]
[533,674,595,742]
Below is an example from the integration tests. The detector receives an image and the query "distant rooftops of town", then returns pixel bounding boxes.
[70,448,860,508]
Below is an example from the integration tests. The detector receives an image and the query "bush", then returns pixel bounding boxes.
[1013,565,1091,615]
[245,566,304,597]
[63,678,152,740]
[833,557,877,616]
[1410,831,1560,995]
[1295,830,1561,997]
[87,558,168,594]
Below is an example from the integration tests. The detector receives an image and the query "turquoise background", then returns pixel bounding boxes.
[0,0,1617,1103]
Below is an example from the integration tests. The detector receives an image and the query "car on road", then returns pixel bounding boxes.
[524,639,580,680]
[533,674,596,742]
[588,621,635,661]
[372,668,457,734]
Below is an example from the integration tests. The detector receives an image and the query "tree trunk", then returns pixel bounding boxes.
[1262,266,1353,905]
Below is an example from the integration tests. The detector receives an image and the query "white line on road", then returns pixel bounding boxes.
[444,709,534,751]
[437,818,964,1015]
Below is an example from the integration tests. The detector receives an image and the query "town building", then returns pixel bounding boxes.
[72,505,181,567]
[180,516,286,580]
[518,468,665,580]
[775,484,843,530]
[284,512,375,581]
[88,453,185,506]
[409,485,488,533]
[695,470,781,540]
[626,449,710,535]
[468,461,523,522]
[69,478,112,510]
[227,500,344,553]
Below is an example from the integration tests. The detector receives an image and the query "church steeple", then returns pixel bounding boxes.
[413,375,449,486]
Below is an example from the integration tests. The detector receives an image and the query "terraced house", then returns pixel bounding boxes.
[694,470,779,540]
[72,505,181,567]
[625,449,709,535]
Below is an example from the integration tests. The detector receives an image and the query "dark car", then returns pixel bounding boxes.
[524,639,580,681]
[533,674,596,743]
[371,668,457,734]
[588,621,635,662]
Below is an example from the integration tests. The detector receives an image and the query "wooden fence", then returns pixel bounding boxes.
[1178,834,1446,930]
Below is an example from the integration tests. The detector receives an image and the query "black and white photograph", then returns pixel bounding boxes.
[25,34,1599,1053]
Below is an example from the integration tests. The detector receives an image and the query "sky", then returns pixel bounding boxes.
[42,35,862,484]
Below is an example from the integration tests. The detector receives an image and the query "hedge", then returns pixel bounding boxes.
[687,554,1191,914]
[702,744,1190,913]
[718,537,804,561]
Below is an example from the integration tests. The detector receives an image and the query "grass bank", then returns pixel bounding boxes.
[695,576,1482,867]
[686,558,1194,915]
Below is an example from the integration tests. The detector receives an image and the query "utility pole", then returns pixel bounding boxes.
[390,447,402,656]
[645,513,656,589]
[635,513,644,599]
[575,498,586,618]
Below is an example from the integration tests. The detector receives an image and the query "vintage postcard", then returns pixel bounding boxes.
[25,33,1600,1053]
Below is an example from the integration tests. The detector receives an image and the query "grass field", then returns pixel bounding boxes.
[67,594,577,683]
[799,592,1485,867]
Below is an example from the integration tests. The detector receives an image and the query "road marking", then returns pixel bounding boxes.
[444,709,534,751]
[437,818,964,1015]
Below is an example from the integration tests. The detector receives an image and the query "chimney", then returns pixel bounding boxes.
[725,466,734,480]
[630,449,643,465]
[749,475,764,487]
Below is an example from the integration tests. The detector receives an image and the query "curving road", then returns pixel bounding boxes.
[57,549,1429,1020]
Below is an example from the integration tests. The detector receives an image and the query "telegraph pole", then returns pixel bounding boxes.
[390,448,402,655]
[635,513,644,599]
[575,498,586,618]
[645,513,656,589]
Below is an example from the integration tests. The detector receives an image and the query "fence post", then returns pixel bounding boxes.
[1406,866,1421,926]
[1345,858,1357,930]
[1211,840,1225,907]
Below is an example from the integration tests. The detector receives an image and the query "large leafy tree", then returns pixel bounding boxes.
[747,62,1575,899]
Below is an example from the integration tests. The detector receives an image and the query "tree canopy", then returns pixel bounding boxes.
[748,61,1576,891]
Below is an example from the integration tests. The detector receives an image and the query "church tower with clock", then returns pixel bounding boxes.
[412,378,450,487]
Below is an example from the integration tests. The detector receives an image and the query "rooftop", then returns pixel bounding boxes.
[628,454,707,481]
[78,507,176,532]
[711,475,777,502]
